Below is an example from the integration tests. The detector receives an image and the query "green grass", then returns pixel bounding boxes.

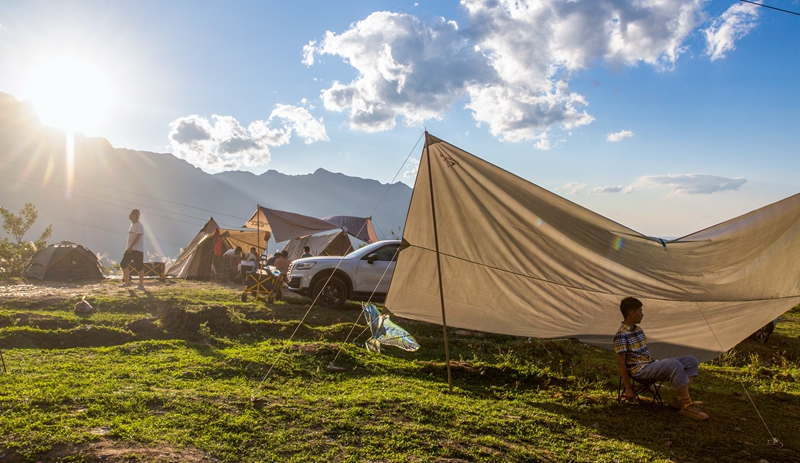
[0,279,798,462]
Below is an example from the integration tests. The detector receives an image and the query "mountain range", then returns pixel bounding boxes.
[0,92,412,262]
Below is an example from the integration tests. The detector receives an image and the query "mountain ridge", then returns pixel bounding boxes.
[0,92,412,260]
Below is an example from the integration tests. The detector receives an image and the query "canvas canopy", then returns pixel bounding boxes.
[280,230,354,260]
[322,216,378,243]
[167,218,267,280]
[244,206,339,243]
[385,133,800,363]
[23,241,104,280]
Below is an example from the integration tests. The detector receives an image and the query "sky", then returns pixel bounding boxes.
[0,0,798,238]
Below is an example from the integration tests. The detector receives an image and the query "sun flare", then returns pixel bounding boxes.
[26,56,112,134]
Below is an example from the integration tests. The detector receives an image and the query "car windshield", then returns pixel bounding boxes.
[346,240,400,259]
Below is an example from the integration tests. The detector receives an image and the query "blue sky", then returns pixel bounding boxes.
[1,0,798,238]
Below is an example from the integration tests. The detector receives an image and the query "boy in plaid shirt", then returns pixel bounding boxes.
[615,297,709,420]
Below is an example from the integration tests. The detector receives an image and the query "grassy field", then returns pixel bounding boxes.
[0,279,798,462]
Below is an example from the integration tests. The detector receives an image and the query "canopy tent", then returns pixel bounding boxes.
[280,230,354,260]
[386,133,800,363]
[23,241,104,280]
[243,206,340,243]
[321,215,378,244]
[167,218,268,280]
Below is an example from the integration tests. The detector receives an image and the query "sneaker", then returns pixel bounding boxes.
[679,405,709,420]
[671,397,704,410]
[120,282,132,288]
[136,285,146,291]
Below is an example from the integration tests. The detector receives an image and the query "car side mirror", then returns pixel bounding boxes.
[367,253,379,264]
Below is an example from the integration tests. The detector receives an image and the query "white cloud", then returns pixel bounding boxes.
[168,105,328,173]
[308,1,710,142]
[559,182,586,195]
[302,40,317,66]
[607,130,635,142]
[403,157,420,178]
[623,174,747,195]
[703,2,759,61]
[590,185,624,194]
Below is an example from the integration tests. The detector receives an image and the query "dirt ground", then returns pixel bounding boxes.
[0,278,305,302]
[0,438,219,462]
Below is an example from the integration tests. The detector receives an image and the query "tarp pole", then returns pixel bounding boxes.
[425,131,453,392]
[257,204,261,268]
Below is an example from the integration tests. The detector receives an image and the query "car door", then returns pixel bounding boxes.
[354,244,400,294]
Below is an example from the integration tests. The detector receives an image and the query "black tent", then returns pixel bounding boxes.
[23,241,104,280]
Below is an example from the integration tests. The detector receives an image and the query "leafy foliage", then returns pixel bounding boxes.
[0,203,52,278]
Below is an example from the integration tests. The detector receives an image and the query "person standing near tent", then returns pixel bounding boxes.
[121,209,145,290]
[301,246,313,258]
[615,297,708,420]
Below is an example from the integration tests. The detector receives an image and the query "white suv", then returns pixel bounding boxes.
[286,240,401,309]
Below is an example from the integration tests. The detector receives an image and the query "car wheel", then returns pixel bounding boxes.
[312,276,348,309]
[754,323,774,343]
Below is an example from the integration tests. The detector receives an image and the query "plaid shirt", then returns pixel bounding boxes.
[614,323,653,376]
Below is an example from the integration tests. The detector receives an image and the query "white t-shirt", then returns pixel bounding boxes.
[127,221,144,252]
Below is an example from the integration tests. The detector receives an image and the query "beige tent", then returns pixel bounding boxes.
[244,206,339,243]
[167,218,268,280]
[386,133,800,362]
[280,230,354,261]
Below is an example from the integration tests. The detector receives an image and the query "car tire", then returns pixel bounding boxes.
[754,323,774,343]
[312,276,348,309]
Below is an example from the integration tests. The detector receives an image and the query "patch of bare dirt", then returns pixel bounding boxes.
[0,279,140,301]
[0,438,218,462]
[0,278,304,302]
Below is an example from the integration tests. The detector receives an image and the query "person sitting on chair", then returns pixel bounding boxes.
[238,246,258,278]
[266,251,280,267]
[222,246,242,281]
[273,250,291,300]
[615,296,709,420]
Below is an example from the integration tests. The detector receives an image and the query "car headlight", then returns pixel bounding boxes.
[293,261,316,270]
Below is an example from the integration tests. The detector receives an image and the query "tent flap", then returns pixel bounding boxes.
[385,133,800,362]
[322,216,378,243]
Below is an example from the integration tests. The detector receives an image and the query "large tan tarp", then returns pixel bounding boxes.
[385,133,800,362]
[244,206,339,243]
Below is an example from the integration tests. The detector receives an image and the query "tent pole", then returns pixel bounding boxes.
[425,132,453,392]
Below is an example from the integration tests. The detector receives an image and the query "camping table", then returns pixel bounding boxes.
[129,262,166,281]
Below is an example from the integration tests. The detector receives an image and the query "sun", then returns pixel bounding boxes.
[26,56,112,134]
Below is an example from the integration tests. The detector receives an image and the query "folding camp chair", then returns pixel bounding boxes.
[241,268,283,303]
[617,375,664,406]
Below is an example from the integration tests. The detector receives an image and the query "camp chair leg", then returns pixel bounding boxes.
[618,376,664,406]
[0,350,6,373]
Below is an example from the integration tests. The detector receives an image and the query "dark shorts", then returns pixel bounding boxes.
[121,250,144,272]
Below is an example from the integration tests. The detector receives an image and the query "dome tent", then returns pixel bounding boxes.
[23,241,104,280]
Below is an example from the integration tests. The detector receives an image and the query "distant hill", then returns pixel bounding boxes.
[0,92,412,261]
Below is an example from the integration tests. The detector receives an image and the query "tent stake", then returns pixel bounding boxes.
[425,132,453,392]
